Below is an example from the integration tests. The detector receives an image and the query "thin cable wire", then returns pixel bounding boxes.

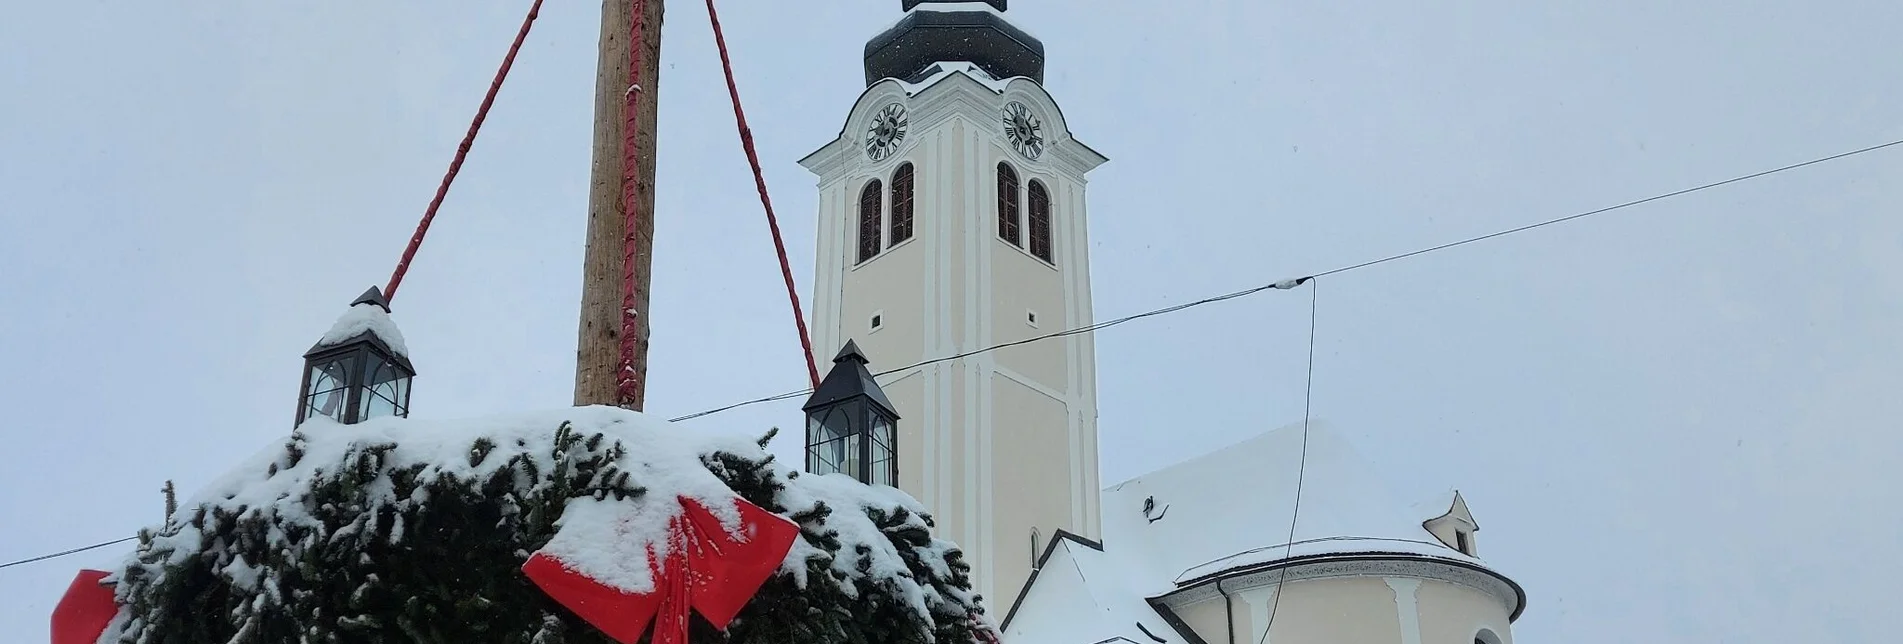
[17,137,1903,573]
[669,389,810,422]
[664,135,1903,424]
[0,537,137,570]
[665,277,1314,422]
[384,0,545,302]
[1261,279,1318,644]
[1313,137,1903,278]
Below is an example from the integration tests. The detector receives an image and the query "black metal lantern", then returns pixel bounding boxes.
[803,340,900,486]
[296,287,415,426]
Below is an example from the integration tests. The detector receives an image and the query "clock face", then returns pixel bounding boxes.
[865,103,908,162]
[1003,101,1045,160]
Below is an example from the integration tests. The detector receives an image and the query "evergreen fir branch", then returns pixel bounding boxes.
[106,419,994,644]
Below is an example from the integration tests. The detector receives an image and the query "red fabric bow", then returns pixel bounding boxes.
[523,495,800,644]
[52,569,117,644]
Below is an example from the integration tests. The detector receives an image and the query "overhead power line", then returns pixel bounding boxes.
[0,537,137,571]
[671,135,1903,423]
[8,137,1901,574]
[1262,279,1321,642]
[1313,137,1903,278]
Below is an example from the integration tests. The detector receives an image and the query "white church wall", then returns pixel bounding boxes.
[1169,595,1229,643]
[878,370,927,496]
[1415,579,1514,644]
[843,223,928,361]
[987,232,1069,389]
[1167,576,1410,644]
[1255,577,1406,644]
[988,374,1073,608]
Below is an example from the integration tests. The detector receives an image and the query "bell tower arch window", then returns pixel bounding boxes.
[890,163,916,244]
[997,162,1022,246]
[857,179,883,264]
[1028,179,1053,263]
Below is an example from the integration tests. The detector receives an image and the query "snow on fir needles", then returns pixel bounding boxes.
[99,407,993,644]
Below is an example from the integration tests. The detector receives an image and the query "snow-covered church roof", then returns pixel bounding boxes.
[1103,421,1490,586]
[1003,421,1524,643]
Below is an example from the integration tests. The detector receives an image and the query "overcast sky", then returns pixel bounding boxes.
[4,1,1901,641]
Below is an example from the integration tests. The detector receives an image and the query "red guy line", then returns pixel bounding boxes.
[385,0,546,302]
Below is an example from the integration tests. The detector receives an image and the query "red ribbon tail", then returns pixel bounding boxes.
[654,527,693,644]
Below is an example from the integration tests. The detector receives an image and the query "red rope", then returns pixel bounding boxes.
[616,0,653,407]
[385,0,545,303]
[702,0,822,389]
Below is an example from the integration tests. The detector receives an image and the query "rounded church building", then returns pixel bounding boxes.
[1001,422,1525,644]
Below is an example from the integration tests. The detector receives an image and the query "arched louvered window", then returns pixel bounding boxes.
[858,180,883,264]
[890,163,915,245]
[1028,180,1053,263]
[997,162,1021,246]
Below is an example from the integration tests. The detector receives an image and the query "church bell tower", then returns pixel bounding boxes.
[799,0,1109,606]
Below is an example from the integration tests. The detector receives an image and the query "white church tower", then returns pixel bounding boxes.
[799,0,1108,605]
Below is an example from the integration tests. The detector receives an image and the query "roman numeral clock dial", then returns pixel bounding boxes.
[1003,100,1045,160]
[865,102,908,161]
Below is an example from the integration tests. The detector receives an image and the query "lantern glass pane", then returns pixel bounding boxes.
[359,391,399,421]
[307,362,346,395]
[872,414,894,449]
[869,452,893,487]
[808,406,853,445]
[351,357,410,422]
[364,359,401,385]
[869,414,895,486]
[807,408,854,476]
[842,432,863,482]
[302,357,353,423]
[809,436,848,476]
[392,375,410,411]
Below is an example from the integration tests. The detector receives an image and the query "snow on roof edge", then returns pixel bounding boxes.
[1003,538,1179,644]
[1097,420,1514,591]
[894,61,1016,96]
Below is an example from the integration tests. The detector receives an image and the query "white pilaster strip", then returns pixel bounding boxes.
[961,115,986,602]
[1386,578,1424,644]
[1244,586,1278,644]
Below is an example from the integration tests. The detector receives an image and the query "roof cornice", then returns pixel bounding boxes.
[1162,552,1528,623]
[800,73,1106,185]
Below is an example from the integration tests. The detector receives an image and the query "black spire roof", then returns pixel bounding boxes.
[801,340,900,418]
[865,1,1044,86]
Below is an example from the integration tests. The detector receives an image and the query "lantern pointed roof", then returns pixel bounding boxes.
[350,286,392,312]
[802,340,899,417]
[305,286,413,371]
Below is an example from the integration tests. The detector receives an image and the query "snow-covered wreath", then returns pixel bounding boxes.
[83,408,996,644]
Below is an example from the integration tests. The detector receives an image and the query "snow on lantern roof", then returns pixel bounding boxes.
[1098,420,1503,590]
[309,287,410,359]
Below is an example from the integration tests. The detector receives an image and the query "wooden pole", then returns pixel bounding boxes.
[575,0,664,409]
